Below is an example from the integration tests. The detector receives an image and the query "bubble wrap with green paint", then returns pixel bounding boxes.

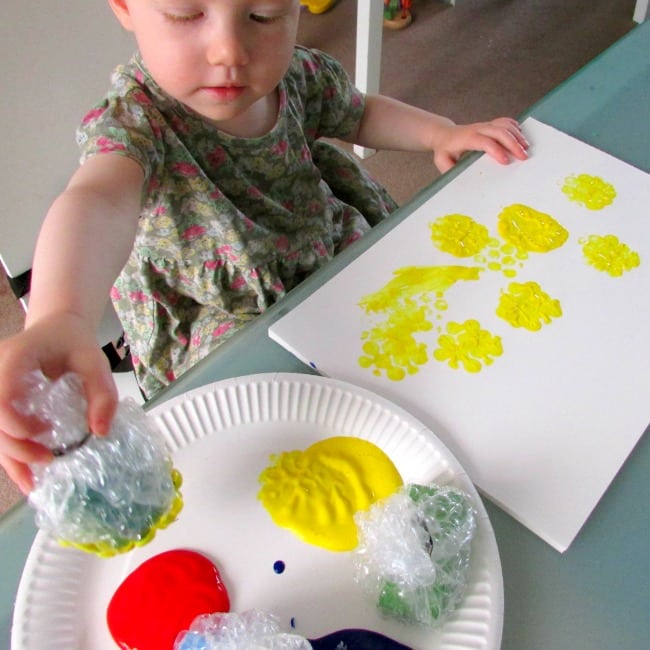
[354,483,476,627]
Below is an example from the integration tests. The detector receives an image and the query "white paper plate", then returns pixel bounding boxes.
[12,373,503,650]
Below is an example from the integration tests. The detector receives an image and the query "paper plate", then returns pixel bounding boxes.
[12,373,503,649]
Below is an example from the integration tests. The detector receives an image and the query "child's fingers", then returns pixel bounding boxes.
[64,347,120,437]
[489,119,529,155]
[475,125,528,164]
[433,150,457,174]
[0,452,36,495]
[0,430,53,465]
[86,386,119,437]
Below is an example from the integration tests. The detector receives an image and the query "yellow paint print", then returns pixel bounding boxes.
[475,239,526,278]
[580,234,640,276]
[357,265,483,380]
[358,265,481,314]
[496,281,562,331]
[429,214,490,257]
[433,320,503,372]
[359,299,432,381]
[430,213,525,278]
[498,204,569,253]
[562,174,616,210]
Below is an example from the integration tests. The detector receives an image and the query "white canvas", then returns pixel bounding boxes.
[269,118,650,552]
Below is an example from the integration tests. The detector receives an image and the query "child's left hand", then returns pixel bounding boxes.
[433,118,529,173]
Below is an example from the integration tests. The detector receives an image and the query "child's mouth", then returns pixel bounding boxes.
[202,86,246,102]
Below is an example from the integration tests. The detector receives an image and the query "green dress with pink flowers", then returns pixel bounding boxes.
[77,46,397,398]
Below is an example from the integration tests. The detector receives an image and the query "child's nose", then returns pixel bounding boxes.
[205,26,250,67]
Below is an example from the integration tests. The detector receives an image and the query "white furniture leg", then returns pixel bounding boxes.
[633,0,649,22]
[354,0,384,159]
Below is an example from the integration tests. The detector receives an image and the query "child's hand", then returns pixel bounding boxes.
[0,314,118,494]
[433,117,529,173]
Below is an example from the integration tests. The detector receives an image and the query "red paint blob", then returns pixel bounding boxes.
[107,549,230,650]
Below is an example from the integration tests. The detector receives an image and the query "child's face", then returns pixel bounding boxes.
[109,0,301,132]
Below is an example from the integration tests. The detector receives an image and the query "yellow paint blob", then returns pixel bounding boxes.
[562,174,616,210]
[580,234,640,276]
[433,319,503,373]
[429,214,490,257]
[358,265,481,314]
[497,204,569,253]
[496,281,562,331]
[258,437,403,551]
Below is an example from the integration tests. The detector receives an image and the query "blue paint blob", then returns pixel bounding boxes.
[290,617,296,629]
[309,361,317,369]
[308,629,413,649]
[272,560,285,574]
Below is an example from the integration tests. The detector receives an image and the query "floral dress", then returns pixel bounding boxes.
[77,46,397,398]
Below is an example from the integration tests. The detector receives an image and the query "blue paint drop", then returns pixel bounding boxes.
[308,629,413,649]
[309,361,317,369]
[290,617,296,629]
[273,560,285,574]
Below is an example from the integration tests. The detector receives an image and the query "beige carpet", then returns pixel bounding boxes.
[0,0,637,514]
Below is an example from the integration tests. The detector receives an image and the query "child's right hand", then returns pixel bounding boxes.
[0,313,118,494]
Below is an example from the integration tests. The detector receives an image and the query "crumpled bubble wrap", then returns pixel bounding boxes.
[354,483,476,627]
[18,371,183,557]
[174,609,313,650]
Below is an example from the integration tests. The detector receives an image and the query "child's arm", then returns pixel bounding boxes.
[347,94,529,172]
[0,154,144,493]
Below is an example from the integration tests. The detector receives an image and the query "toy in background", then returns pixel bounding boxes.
[300,0,338,14]
[384,0,413,29]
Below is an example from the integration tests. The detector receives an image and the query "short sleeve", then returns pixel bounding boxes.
[292,47,365,141]
[76,62,164,188]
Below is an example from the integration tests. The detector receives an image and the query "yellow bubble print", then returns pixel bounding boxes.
[496,281,562,331]
[498,204,569,253]
[562,174,616,210]
[358,266,483,380]
[358,265,481,314]
[429,214,490,257]
[476,239,526,278]
[431,214,524,278]
[433,320,503,373]
[580,234,640,276]
[359,299,432,381]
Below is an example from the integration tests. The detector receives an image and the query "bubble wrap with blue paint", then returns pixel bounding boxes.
[175,610,312,649]
[18,371,183,557]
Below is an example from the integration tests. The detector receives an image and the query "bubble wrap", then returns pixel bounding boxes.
[174,610,313,650]
[19,371,183,557]
[354,484,476,627]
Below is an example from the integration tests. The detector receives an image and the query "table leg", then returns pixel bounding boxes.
[354,0,384,159]
[633,0,649,22]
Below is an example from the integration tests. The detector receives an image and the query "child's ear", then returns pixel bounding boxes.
[107,0,135,31]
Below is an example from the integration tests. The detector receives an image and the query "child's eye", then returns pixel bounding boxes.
[163,11,204,23]
[250,13,282,24]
